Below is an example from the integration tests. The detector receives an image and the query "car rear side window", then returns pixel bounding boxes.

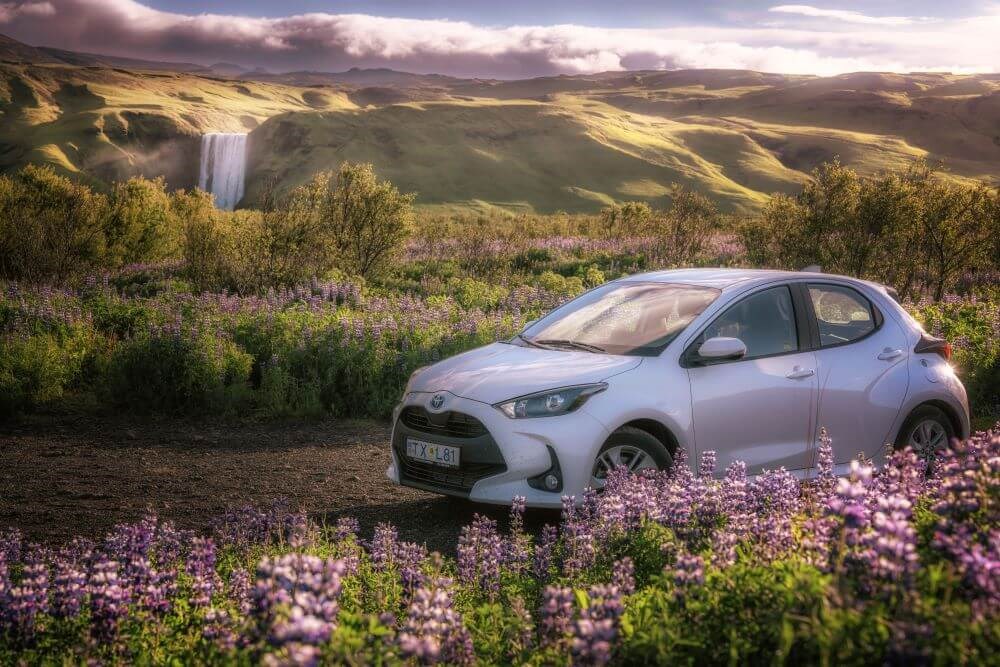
[808,284,876,346]
[697,285,799,360]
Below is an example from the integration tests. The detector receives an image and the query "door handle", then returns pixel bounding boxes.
[786,367,815,380]
[877,348,904,361]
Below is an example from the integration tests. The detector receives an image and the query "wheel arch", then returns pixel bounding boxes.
[898,399,966,442]
[613,418,680,457]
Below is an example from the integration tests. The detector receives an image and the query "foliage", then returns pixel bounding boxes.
[738,161,1000,299]
[0,165,111,282]
[910,297,1000,419]
[0,429,997,664]
[105,325,253,414]
[321,162,415,280]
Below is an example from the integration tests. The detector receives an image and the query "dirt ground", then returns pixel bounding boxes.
[0,413,558,553]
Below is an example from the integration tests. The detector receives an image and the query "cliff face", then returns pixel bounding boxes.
[0,67,202,189]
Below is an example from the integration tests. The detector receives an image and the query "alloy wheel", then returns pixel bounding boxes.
[591,444,660,489]
[907,418,948,459]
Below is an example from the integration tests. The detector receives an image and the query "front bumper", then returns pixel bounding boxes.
[386,391,610,508]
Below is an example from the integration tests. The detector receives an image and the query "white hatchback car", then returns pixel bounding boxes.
[387,269,970,507]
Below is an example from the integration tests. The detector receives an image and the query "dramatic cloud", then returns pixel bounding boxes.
[768,4,921,26]
[0,0,996,77]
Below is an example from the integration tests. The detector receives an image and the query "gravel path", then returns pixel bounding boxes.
[1,413,558,553]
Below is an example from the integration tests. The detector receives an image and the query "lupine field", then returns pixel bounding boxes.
[2,233,998,423]
[1,429,998,664]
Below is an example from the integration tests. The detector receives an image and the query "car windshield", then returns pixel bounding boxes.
[516,281,720,356]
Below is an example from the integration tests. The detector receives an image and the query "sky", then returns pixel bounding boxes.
[1,0,998,77]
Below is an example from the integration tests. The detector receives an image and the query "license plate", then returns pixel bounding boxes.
[405,438,460,468]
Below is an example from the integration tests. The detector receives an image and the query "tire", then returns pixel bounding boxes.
[591,426,673,489]
[894,405,955,460]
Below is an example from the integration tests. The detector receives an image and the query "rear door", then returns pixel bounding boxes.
[805,282,909,465]
[685,284,817,475]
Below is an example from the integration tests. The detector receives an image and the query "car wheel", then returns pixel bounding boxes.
[591,426,673,490]
[894,405,955,461]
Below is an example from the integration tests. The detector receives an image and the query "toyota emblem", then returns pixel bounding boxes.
[430,393,445,410]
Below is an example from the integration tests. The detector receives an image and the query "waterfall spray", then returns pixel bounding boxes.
[198,133,247,210]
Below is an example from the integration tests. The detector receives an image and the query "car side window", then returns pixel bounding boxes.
[697,286,798,360]
[808,284,876,346]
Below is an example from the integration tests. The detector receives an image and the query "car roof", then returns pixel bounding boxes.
[620,268,854,291]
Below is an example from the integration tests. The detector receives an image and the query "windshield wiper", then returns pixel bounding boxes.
[534,338,606,353]
[515,333,549,349]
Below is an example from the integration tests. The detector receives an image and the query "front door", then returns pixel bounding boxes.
[686,285,817,475]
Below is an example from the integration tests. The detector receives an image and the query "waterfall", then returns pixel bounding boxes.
[198,132,247,210]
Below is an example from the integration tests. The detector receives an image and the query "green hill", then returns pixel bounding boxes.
[1,33,998,212]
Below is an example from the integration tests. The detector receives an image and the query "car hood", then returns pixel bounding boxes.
[409,342,642,405]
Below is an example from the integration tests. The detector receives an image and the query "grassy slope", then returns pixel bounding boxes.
[2,62,999,211]
[0,63,357,188]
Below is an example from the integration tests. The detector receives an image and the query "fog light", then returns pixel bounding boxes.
[544,474,559,490]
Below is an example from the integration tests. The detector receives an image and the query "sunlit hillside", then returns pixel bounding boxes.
[2,32,999,212]
[0,61,357,189]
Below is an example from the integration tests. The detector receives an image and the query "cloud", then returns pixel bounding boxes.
[768,4,920,26]
[0,0,996,77]
[0,1,54,22]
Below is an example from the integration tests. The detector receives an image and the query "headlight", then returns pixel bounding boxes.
[494,383,607,419]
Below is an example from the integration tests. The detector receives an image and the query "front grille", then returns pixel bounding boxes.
[400,407,487,438]
[396,457,506,493]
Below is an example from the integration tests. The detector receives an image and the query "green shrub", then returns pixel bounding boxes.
[538,270,585,296]
[0,165,111,282]
[105,327,252,413]
[448,277,508,310]
[911,299,1000,417]
[0,329,97,416]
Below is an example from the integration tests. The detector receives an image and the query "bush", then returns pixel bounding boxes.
[105,326,252,414]
[0,165,111,282]
[738,161,1000,298]
[321,162,415,280]
[0,330,95,416]
[911,299,1000,417]
[106,176,181,265]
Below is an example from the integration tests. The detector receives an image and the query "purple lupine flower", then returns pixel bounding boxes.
[51,557,87,619]
[533,524,558,580]
[4,550,49,642]
[203,608,241,653]
[251,554,346,660]
[89,558,129,644]
[508,594,534,656]
[571,585,624,666]
[868,492,919,583]
[699,450,717,478]
[456,514,503,598]
[538,585,575,647]
[138,567,176,616]
[396,541,428,598]
[333,517,359,543]
[397,575,474,666]
[561,496,596,577]
[187,537,219,607]
[369,523,399,572]
[611,557,635,595]
[229,567,252,615]
[672,553,705,601]
[506,496,530,573]
[814,427,836,500]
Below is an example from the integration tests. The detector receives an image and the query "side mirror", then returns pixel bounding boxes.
[697,336,747,361]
